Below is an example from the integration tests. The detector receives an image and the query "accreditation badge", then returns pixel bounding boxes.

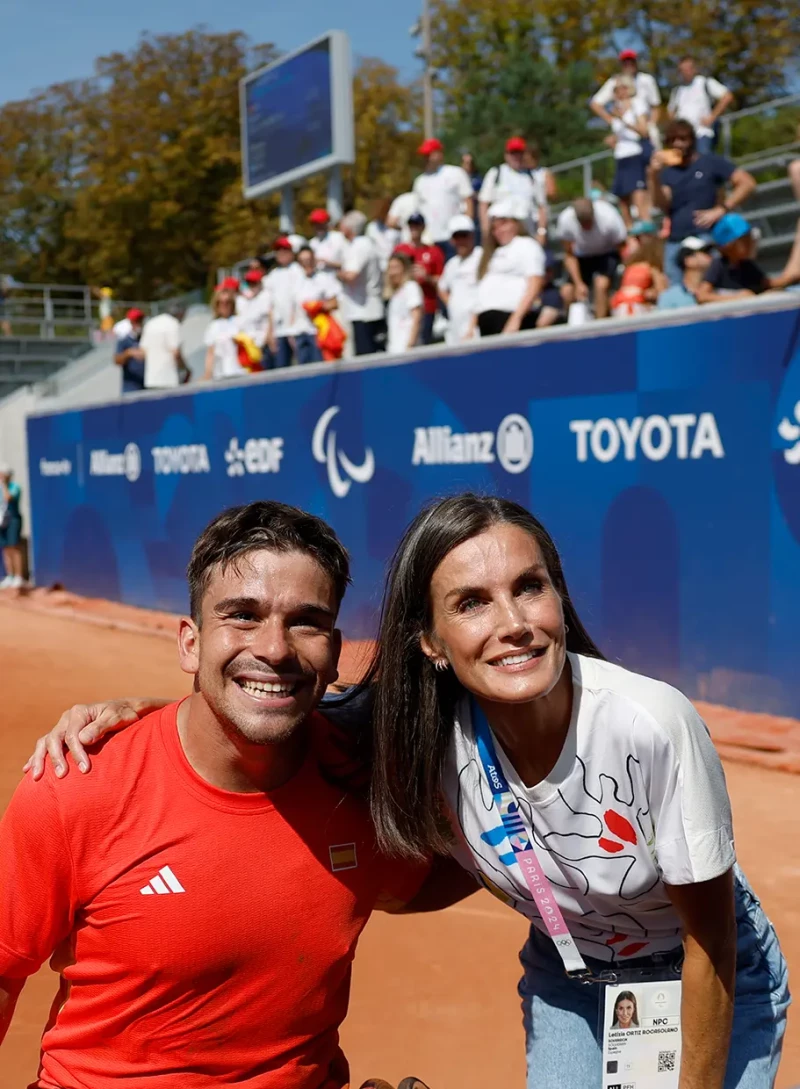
[601,979,682,1088]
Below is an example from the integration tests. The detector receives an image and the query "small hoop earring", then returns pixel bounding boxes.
[564,623,570,634]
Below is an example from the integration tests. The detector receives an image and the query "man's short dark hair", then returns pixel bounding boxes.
[679,55,695,65]
[664,119,696,149]
[187,501,351,622]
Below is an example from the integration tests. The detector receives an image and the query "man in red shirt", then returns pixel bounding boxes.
[397,214,444,345]
[0,502,456,1088]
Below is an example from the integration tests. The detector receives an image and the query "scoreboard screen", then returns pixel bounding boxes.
[240,32,353,199]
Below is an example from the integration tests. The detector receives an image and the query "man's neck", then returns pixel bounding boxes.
[177,694,309,794]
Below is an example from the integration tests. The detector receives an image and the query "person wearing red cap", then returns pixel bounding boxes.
[113,308,146,394]
[308,209,348,272]
[237,268,273,366]
[412,138,474,261]
[478,137,550,246]
[264,238,305,367]
[591,50,661,157]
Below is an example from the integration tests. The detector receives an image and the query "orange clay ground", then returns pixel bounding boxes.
[1,590,798,1088]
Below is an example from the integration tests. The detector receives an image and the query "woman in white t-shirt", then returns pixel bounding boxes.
[475,199,546,337]
[607,76,652,227]
[364,493,788,1089]
[385,251,423,355]
[202,289,242,381]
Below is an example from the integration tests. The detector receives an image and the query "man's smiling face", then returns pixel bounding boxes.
[180,548,341,746]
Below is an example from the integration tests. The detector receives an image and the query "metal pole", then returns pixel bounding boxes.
[722,117,733,160]
[327,166,344,223]
[280,187,294,234]
[583,160,593,197]
[43,287,54,340]
[422,0,434,139]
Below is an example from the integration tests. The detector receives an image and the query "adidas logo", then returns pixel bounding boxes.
[140,865,185,896]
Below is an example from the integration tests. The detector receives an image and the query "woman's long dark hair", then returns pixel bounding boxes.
[363,492,603,859]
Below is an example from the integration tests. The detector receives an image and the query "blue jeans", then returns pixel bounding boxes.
[519,870,789,1089]
[664,240,684,285]
[274,337,294,368]
[697,134,715,154]
[294,332,321,364]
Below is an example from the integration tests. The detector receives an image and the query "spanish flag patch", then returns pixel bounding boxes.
[329,843,358,872]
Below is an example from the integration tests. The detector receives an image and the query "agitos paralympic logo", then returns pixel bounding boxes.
[312,406,375,498]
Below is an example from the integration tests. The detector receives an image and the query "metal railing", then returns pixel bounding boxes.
[549,90,800,200]
[2,285,204,340]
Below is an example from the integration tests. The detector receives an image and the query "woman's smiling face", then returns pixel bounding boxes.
[421,523,568,707]
[616,998,635,1026]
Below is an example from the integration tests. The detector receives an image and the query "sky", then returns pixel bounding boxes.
[0,0,423,105]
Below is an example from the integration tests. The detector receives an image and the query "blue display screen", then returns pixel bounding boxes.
[244,40,333,190]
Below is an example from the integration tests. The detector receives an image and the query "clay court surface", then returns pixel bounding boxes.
[1,596,798,1088]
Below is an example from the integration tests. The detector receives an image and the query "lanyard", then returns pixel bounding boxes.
[472,701,589,977]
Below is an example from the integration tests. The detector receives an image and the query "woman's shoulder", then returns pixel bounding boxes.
[574,654,706,747]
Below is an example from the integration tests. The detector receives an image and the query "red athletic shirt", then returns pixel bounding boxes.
[0,703,428,1088]
[400,245,444,313]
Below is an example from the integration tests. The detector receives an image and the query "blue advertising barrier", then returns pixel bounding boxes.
[27,299,800,716]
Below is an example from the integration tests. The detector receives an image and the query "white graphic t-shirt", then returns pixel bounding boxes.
[440,246,482,344]
[443,653,736,963]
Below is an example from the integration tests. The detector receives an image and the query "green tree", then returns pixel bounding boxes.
[0,33,420,295]
[0,84,85,283]
[601,1,800,106]
[439,50,602,171]
[430,0,800,133]
[348,58,420,210]
[64,29,277,296]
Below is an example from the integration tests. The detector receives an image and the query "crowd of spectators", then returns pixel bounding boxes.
[110,51,800,389]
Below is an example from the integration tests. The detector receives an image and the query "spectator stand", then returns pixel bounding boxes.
[0,286,203,400]
[547,91,800,274]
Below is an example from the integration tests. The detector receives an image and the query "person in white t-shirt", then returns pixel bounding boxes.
[367,491,789,1089]
[141,305,188,389]
[112,313,134,340]
[385,251,423,355]
[475,199,546,337]
[263,238,305,368]
[591,48,662,152]
[203,290,242,381]
[366,197,400,272]
[412,138,474,260]
[668,56,733,155]
[557,197,627,318]
[292,246,341,364]
[386,191,419,245]
[337,210,386,357]
[236,269,273,365]
[479,137,551,247]
[437,214,482,345]
[604,76,652,227]
[308,209,348,272]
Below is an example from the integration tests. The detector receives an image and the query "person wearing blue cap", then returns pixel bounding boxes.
[696,214,770,303]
